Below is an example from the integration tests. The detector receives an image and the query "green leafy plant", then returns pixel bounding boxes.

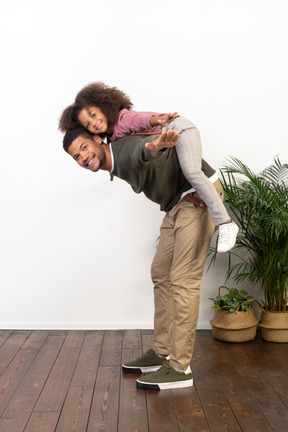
[209,287,255,312]
[210,157,288,311]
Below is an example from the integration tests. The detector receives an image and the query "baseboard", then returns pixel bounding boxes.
[197,321,213,330]
[0,321,212,330]
[0,322,154,330]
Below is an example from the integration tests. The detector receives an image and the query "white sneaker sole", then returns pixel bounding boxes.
[136,378,193,390]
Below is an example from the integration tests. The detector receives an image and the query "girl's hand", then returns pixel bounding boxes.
[145,130,179,151]
[158,112,180,127]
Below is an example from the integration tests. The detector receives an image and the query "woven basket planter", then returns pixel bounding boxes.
[210,287,259,343]
[210,308,259,343]
[259,310,288,343]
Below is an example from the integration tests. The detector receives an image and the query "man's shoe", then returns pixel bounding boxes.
[217,221,239,253]
[122,349,168,374]
[136,361,193,390]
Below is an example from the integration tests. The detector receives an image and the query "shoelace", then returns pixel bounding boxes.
[143,349,155,358]
[150,362,171,376]
[218,233,230,242]
[218,225,233,242]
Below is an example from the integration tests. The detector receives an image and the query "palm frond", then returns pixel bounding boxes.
[260,157,288,186]
[210,156,288,311]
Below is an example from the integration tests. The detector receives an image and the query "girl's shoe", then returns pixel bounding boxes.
[217,221,239,253]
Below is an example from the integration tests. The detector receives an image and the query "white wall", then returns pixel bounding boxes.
[0,0,287,329]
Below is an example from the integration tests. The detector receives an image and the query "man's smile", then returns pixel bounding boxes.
[84,154,102,171]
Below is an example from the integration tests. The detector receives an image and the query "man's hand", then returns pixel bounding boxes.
[145,130,179,151]
[157,112,180,127]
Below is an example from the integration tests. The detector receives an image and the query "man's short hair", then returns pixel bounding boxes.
[63,126,94,153]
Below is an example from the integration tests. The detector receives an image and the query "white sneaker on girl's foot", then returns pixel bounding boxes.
[217,221,239,253]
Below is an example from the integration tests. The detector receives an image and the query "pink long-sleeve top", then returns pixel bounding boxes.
[109,109,164,142]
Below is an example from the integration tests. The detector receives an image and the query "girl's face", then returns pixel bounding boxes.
[78,106,113,135]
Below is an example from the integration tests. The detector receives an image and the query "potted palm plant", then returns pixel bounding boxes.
[210,156,288,342]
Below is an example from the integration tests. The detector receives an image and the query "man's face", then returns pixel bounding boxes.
[68,135,105,172]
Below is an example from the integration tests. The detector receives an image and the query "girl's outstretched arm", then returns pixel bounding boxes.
[150,112,180,127]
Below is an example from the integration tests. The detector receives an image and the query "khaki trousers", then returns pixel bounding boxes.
[151,180,224,370]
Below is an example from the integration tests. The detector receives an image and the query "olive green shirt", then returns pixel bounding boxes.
[110,134,215,212]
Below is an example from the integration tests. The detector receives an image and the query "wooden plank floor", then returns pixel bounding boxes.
[0,329,287,432]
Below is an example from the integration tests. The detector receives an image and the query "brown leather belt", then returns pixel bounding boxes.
[182,193,206,208]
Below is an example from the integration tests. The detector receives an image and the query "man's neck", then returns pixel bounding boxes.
[100,142,112,172]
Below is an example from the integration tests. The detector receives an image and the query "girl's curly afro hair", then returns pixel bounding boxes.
[58,82,133,133]
[58,102,82,133]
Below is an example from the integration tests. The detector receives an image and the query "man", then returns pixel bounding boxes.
[63,122,223,390]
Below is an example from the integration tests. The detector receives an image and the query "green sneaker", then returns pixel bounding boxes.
[136,361,193,390]
[122,349,168,373]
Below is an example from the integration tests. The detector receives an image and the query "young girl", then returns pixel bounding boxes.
[59,82,238,252]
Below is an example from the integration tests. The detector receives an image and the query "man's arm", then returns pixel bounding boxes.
[145,130,179,151]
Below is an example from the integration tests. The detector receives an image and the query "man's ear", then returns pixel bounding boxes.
[93,135,102,144]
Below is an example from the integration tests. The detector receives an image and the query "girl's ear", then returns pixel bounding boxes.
[93,134,102,144]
